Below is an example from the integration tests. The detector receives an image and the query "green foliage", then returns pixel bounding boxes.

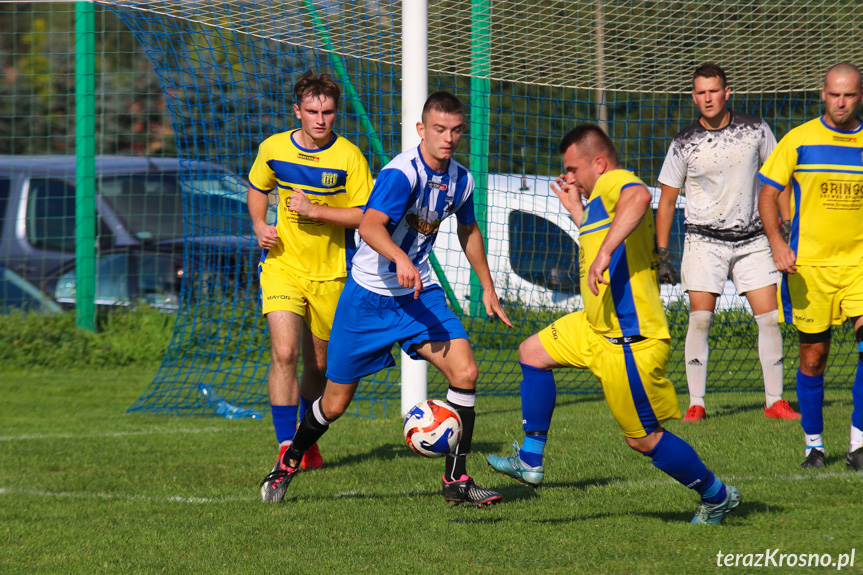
[0,307,174,369]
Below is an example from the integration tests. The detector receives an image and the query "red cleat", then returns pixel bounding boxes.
[682,405,706,422]
[764,399,801,420]
[301,442,323,470]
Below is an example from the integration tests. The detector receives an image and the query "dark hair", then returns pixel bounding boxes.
[558,124,618,164]
[294,70,341,107]
[421,91,464,123]
[693,63,727,89]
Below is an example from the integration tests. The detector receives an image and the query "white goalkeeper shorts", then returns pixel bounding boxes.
[680,234,779,295]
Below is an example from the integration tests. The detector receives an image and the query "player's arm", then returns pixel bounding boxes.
[288,189,364,229]
[247,186,278,249]
[359,208,423,298]
[550,176,584,227]
[587,184,652,296]
[776,185,792,241]
[758,181,796,274]
[655,184,681,284]
[456,221,513,327]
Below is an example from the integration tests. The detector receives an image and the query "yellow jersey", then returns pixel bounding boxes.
[249,130,373,280]
[578,169,670,340]
[758,117,863,266]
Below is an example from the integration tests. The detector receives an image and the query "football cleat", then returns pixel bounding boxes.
[441,475,502,508]
[301,443,323,470]
[802,449,826,469]
[486,441,545,486]
[764,400,801,420]
[260,445,300,503]
[690,485,741,525]
[845,447,863,471]
[682,405,706,422]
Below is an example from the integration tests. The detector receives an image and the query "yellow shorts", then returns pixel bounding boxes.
[258,262,345,341]
[538,310,681,438]
[779,265,863,333]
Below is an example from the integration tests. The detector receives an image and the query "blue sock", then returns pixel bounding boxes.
[519,435,547,467]
[519,362,556,467]
[645,431,727,503]
[852,361,863,431]
[797,369,825,435]
[271,404,298,445]
[299,396,313,421]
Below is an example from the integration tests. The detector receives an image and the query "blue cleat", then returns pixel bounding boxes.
[690,485,741,525]
[486,441,545,487]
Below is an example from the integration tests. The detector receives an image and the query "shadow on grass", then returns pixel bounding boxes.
[534,498,774,525]
[318,440,510,468]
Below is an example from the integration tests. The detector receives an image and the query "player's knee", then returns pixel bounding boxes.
[319,395,348,421]
[451,361,479,389]
[271,343,300,368]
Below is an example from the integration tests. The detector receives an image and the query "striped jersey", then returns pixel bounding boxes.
[758,117,863,266]
[579,169,670,339]
[351,146,476,296]
[248,130,373,280]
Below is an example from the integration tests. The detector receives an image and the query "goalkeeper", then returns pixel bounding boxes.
[656,63,798,422]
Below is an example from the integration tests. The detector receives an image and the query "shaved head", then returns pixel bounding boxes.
[824,62,862,89]
[558,124,618,166]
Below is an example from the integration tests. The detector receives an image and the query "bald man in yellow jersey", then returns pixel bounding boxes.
[248,71,372,501]
[758,63,863,471]
[487,125,740,524]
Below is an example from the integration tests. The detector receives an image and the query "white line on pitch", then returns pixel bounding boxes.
[0,487,255,504]
[0,427,245,442]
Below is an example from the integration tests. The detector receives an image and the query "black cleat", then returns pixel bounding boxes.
[441,475,502,508]
[845,447,863,471]
[260,447,300,503]
[802,449,826,469]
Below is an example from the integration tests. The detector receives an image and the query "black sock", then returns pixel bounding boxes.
[285,405,331,463]
[444,400,475,482]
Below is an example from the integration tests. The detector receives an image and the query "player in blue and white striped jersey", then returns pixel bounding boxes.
[262,92,513,507]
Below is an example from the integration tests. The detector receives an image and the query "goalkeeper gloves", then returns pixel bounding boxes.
[780,220,792,244]
[657,247,680,284]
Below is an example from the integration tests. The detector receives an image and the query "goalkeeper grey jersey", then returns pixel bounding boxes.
[658,110,776,238]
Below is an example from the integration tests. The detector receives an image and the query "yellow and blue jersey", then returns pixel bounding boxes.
[758,117,863,266]
[578,169,670,340]
[249,130,373,280]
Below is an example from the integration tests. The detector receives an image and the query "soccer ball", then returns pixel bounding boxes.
[403,399,462,458]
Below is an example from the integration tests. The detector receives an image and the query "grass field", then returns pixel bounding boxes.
[2,366,862,574]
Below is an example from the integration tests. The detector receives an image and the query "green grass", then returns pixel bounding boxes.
[2,367,862,574]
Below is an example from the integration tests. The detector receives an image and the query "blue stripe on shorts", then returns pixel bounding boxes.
[325,276,468,383]
[622,343,659,435]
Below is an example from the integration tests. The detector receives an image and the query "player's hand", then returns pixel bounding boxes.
[550,176,581,213]
[779,220,792,244]
[252,221,279,250]
[772,242,797,274]
[289,188,318,218]
[482,289,513,328]
[587,251,611,296]
[396,258,423,299]
[657,247,680,284]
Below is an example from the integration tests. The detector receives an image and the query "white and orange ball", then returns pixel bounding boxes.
[403,399,462,458]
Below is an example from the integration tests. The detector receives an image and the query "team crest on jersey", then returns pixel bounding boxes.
[321,172,339,187]
[406,207,441,236]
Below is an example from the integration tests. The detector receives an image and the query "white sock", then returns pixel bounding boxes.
[685,310,713,408]
[850,426,863,453]
[805,434,824,456]
[755,310,784,406]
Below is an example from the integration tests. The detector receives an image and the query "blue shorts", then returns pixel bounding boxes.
[326,276,469,383]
